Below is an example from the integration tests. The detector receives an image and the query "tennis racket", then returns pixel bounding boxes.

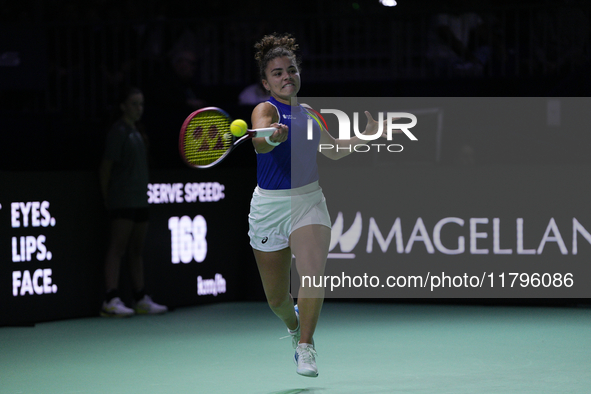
[179,107,276,169]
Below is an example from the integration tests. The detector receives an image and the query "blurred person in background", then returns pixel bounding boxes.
[99,86,168,317]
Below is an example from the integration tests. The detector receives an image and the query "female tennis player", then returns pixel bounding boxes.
[248,33,390,377]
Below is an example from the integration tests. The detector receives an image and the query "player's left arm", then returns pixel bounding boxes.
[318,111,398,160]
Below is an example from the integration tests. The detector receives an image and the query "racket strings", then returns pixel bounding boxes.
[182,112,233,166]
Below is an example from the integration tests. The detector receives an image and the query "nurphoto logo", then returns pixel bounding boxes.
[307,109,418,153]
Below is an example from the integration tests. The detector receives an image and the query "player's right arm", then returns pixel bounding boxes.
[251,102,288,154]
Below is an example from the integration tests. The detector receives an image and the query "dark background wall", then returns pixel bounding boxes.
[1,0,590,325]
[1,0,590,171]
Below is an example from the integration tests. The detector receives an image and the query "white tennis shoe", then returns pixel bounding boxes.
[294,343,318,377]
[134,295,168,314]
[101,297,134,317]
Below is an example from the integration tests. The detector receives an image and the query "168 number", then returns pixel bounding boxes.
[168,215,207,263]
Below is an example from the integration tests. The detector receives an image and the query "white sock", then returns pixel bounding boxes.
[289,314,300,334]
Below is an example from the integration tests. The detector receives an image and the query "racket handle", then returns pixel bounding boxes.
[252,128,276,138]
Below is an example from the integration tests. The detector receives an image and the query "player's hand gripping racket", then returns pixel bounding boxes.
[179,107,276,168]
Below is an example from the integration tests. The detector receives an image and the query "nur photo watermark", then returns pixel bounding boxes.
[289,97,591,300]
[306,109,418,153]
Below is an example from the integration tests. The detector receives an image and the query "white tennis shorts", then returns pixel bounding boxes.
[248,181,332,252]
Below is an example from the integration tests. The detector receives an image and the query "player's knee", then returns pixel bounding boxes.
[296,260,326,277]
[267,294,288,310]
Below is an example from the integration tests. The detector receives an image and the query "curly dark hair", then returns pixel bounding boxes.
[254,32,301,80]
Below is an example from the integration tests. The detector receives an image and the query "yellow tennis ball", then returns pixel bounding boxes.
[230,119,247,137]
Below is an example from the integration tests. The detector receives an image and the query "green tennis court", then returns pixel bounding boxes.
[1,301,589,393]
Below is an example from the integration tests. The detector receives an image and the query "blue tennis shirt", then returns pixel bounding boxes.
[256,96,321,190]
